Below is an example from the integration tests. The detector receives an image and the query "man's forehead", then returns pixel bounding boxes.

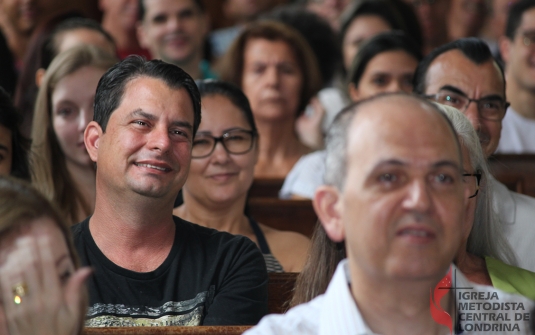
[347,97,461,169]
[425,50,504,95]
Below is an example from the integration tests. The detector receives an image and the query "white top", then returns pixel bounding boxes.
[492,177,535,272]
[279,151,326,199]
[496,107,535,154]
[245,260,534,335]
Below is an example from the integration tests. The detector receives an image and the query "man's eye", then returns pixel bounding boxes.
[134,121,147,126]
[379,173,397,183]
[434,173,454,184]
[372,76,388,86]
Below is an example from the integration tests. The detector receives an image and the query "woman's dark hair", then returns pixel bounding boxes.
[340,0,423,60]
[289,223,346,308]
[196,79,258,135]
[0,87,30,180]
[347,31,423,89]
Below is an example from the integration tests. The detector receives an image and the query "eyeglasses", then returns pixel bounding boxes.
[463,172,482,198]
[424,89,509,121]
[192,129,256,159]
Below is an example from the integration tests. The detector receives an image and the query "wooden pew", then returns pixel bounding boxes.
[268,272,297,314]
[488,154,535,197]
[83,326,251,335]
[247,198,317,238]
[248,178,285,199]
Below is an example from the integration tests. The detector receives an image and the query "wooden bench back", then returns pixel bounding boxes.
[489,154,535,197]
[268,272,297,314]
[248,179,284,198]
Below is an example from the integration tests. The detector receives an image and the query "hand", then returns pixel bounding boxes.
[296,97,326,150]
[0,236,91,335]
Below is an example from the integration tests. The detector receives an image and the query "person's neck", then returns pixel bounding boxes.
[455,246,491,286]
[89,179,177,272]
[101,16,141,52]
[254,118,308,178]
[176,192,249,235]
[506,72,535,120]
[66,160,96,220]
[349,262,454,335]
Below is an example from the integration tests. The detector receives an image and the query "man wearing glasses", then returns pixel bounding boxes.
[414,37,535,273]
[498,0,535,153]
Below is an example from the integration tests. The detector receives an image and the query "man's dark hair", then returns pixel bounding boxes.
[0,88,30,180]
[138,0,205,21]
[505,0,535,40]
[413,38,505,95]
[94,56,201,135]
[42,17,116,69]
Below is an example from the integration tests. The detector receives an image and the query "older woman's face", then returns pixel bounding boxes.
[0,125,13,176]
[184,94,257,205]
[461,143,478,240]
[241,38,303,123]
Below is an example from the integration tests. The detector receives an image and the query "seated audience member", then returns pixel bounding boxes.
[14,17,117,137]
[99,0,150,59]
[403,0,450,54]
[439,105,535,299]
[173,80,310,272]
[497,0,535,153]
[136,0,215,80]
[414,37,535,272]
[220,21,322,178]
[290,104,535,308]
[246,93,534,335]
[77,56,268,326]
[305,0,351,31]
[447,0,488,41]
[281,31,422,199]
[31,45,118,225]
[0,88,30,180]
[0,176,91,335]
[210,0,275,58]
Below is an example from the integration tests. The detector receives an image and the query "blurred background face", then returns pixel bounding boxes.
[241,38,303,122]
[0,0,44,34]
[0,125,12,175]
[51,66,105,169]
[405,0,450,47]
[99,0,138,30]
[504,8,535,91]
[448,0,488,38]
[57,28,117,56]
[342,15,392,70]
[223,0,273,22]
[348,50,419,101]
[307,0,351,30]
[138,0,207,65]
[185,94,257,204]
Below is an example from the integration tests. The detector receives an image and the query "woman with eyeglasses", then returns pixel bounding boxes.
[173,80,310,273]
[439,105,535,299]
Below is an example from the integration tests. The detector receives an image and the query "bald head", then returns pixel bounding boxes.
[324,93,462,190]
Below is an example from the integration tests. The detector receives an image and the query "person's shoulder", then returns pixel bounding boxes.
[244,294,323,335]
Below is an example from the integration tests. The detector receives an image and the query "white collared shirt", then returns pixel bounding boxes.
[246,260,534,335]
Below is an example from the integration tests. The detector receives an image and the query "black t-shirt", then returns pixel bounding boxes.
[72,216,268,326]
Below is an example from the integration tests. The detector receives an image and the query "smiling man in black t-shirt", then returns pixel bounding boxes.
[73,56,267,326]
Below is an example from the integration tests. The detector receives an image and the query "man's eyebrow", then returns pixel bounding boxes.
[130,109,157,121]
[371,159,461,170]
[432,160,461,170]
[171,121,193,130]
[439,85,504,100]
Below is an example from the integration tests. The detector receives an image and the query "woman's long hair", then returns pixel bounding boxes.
[30,45,118,224]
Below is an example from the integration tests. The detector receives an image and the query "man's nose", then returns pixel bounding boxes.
[149,126,171,152]
[463,101,482,132]
[402,178,432,212]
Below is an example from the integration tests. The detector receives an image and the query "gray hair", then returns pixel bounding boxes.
[435,104,517,266]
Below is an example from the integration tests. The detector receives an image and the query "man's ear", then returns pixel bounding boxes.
[35,68,45,87]
[348,82,360,102]
[499,36,512,64]
[313,185,345,242]
[84,121,103,162]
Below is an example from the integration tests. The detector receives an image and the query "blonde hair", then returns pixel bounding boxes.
[30,45,118,224]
